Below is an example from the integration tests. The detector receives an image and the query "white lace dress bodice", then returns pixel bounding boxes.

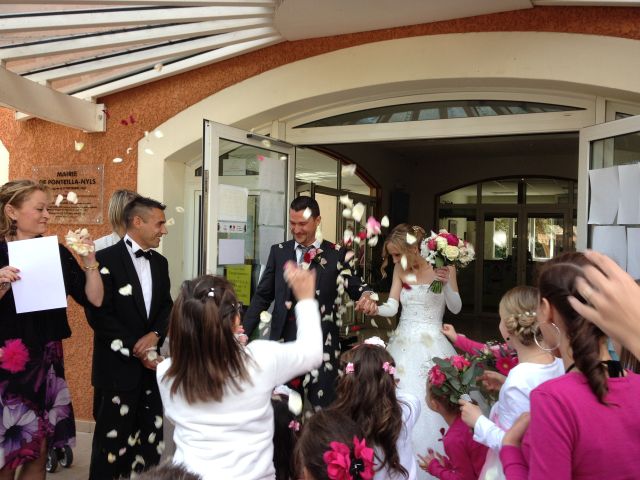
[387,284,458,480]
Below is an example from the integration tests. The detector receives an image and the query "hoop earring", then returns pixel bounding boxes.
[534,322,561,352]
[8,219,17,237]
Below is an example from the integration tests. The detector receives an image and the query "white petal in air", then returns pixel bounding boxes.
[288,390,303,415]
[260,311,272,323]
[100,267,110,275]
[110,339,123,351]
[106,430,118,438]
[146,350,158,361]
[112,157,123,164]
[341,164,357,176]
[120,348,130,357]
[55,194,64,207]
[401,255,408,270]
[120,405,129,416]
[175,206,185,213]
[112,396,121,405]
[156,441,165,455]
[367,236,378,246]
[144,148,154,155]
[285,301,292,310]
[406,233,417,245]
[369,292,379,302]
[67,191,78,204]
[148,432,156,444]
[154,63,163,72]
[154,415,163,429]
[351,203,365,222]
[165,217,175,226]
[381,215,390,228]
[107,453,116,464]
[339,195,353,208]
[119,284,133,296]
[153,130,164,138]
[74,141,84,151]
[302,207,312,219]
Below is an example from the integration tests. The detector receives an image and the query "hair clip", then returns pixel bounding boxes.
[364,336,386,348]
[207,287,215,298]
[382,361,396,375]
[345,362,355,374]
[288,420,300,432]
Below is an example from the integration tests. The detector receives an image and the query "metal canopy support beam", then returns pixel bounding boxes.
[0,18,272,62]
[0,6,274,33]
[25,26,278,83]
[75,35,282,101]
[0,67,105,132]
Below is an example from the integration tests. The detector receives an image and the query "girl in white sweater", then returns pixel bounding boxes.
[157,262,323,480]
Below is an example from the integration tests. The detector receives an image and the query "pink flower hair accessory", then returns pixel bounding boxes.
[0,339,29,373]
[345,362,355,374]
[323,436,375,480]
[382,361,396,375]
[288,420,300,432]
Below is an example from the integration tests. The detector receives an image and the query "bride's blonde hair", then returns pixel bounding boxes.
[380,223,426,278]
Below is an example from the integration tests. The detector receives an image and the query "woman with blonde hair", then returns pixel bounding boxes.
[375,224,461,479]
[94,189,138,251]
[0,179,103,478]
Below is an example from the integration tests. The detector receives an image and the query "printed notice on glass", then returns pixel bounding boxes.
[626,228,640,279]
[33,165,104,225]
[588,166,619,224]
[258,191,285,226]
[617,163,640,225]
[218,238,245,265]
[258,226,285,264]
[218,184,248,222]
[258,156,286,192]
[591,225,627,270]
[8,236,67,313]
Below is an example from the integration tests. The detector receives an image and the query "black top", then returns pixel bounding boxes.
[0,240,88,351]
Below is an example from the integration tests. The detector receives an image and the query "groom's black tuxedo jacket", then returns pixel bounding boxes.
[244,239,366,341]
[85,239,173,391]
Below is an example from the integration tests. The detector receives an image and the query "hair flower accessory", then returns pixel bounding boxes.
[382,361,396,375]
[288,420,300,432]
[207,287,215,298]
[363,336,386,348]
[345,362,355,374]
[323,437,374,480]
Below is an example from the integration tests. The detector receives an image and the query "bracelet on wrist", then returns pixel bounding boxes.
[83,263,100,271]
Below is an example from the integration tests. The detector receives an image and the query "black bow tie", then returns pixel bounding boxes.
[135,249,152,260]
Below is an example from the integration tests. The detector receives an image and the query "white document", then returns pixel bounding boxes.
[258,191,285,226]
[591,225,627,270]
[222,156,246,176]
[588,167,619,224]
[218,184,248,222]
[258,226,285,264]
[8,236,67,314]
[617,163,640,225]
[258,156,286,192]
[218,238,245,265]
[626,228,640,280]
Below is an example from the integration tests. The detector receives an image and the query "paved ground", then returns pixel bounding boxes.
[47,432,91,480]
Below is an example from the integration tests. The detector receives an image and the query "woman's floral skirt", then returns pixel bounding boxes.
[0,341,75,470]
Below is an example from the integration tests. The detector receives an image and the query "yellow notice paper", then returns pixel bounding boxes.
[226,265,252,305]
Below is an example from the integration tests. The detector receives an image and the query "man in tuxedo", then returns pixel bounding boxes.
[85,196,173,480]
[244,196,376,408]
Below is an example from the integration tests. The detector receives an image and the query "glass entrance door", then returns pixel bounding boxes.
[202,120,295,306]
[481,213,519,312]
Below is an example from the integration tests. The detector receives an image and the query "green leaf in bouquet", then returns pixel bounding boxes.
[449,377,461,390]
[435,256,445,268]
[449,393,459,404]
[462,362,480,385]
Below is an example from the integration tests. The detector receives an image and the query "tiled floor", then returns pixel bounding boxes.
[47,432,92,480]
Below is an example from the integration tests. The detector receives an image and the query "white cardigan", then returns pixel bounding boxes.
[156,299,323,480]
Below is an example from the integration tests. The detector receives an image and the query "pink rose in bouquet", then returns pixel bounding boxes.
[420,228,475,293]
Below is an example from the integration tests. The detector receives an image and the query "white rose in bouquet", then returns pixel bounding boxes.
[444,245,460,261]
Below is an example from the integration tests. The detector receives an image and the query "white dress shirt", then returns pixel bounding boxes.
[123,234,153,317]
[294,239,322,264]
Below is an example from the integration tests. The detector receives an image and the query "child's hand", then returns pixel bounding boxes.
[284,261,316,300]
[503,413,530,447]
[441,324,458,343]
[481,371,506,392]
[458,399,483,428]
[417,449,440,472]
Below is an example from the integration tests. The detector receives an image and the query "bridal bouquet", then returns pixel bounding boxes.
[428,355,483,404]
[420,229,475,293]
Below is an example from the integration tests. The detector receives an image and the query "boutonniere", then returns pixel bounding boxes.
[302,248,328,270]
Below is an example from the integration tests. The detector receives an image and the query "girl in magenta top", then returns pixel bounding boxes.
[500,252,640,479]
[418,379,487,480]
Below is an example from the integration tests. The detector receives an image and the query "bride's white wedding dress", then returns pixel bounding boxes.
[387,283,462,480]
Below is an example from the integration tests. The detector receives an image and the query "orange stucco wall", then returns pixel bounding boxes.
[1,6,640,421]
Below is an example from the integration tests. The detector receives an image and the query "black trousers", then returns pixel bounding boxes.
[89,370,163,480]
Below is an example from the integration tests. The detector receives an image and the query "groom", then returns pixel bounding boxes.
[244,196,376,408]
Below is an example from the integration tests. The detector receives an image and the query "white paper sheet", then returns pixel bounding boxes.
[222,156,246,176]
[258,191,285,226]
[258,226,285,264]
[626,228,640,280]
[7,236,67,313]
[218,238,245,265]
[258,156,286,192]
[588,167,619,224]
[617,163,640,225]
[218,184,248,222]
[591,225,627,270]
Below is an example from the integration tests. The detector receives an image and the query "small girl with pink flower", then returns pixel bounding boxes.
[331,338,421,479]
[452,286,564,480]
[419,357,488,480]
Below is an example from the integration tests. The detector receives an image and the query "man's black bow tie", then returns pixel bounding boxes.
[135,249,153,260]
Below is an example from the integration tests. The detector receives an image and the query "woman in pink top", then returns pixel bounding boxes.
[500,252,640,479]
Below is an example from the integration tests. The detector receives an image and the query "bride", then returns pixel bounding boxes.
[375,224,462,480]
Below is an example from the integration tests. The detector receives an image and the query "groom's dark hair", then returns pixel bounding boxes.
[290,196,320,218]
